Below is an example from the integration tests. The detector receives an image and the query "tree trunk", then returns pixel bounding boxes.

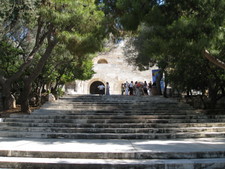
[2,83,14,110]
[20,78,32,113]
[156,70,163,95]
[163,71,168,97]
[20,39,57,113]
[208,89,218,109]
[36,85,43,106]
[207,78,219,109]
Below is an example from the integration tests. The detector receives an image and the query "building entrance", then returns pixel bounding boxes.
[90,81,105,94]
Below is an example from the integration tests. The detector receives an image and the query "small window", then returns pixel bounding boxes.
[97,59,108,64]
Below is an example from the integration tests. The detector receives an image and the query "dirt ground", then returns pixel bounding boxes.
[0,105,40,118]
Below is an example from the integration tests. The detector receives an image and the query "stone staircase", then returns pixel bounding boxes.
[0,95,225,168]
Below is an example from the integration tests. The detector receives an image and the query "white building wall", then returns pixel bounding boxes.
[67,41,157,95]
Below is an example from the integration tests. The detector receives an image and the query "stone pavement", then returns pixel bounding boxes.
[0,137,225,168]
[1,137,225,156]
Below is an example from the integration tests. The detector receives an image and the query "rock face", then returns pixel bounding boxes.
[66,41,157,95]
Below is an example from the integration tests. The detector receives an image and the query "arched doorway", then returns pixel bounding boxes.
[90,81,105,94]
[97,59,108,64]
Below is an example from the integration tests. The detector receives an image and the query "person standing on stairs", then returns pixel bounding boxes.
[106,82,110,95]
[125,81,129,95]
[129,81,134,95]
[98,84,105,95]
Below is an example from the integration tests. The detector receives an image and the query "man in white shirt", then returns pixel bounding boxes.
[98,84,105,95]
[129,81,134,95]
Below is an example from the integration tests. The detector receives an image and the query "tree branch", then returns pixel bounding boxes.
[0,75,6,85]
[203,49,225,70]
[7,59,33,83]
[28,37,58,82]
[27,29,49,61]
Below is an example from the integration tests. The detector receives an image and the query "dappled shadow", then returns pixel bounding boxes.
[130,138,225,152]
[1,137,225,158]
[0,94,225,153]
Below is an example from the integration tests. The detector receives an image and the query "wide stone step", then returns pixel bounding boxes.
[0,131,225,139]
[32,111,196,116]
[41,100,192,107]
[56,102,180,105]
[2,122,225,128]
[48,104,192,110]
[43,103,193,108]
[1,149,225,159]
[57,96,180,102]
[1,126,225,133]
[39,109,195,115]
[0,157,225,169]
[9,114,225,120]
[0,137,224,169]
[4,118,225,123]
[32,108,197,115]
[47,99,179,103]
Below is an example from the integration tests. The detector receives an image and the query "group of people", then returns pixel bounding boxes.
[121,81,155,96]
[97,81,155,96]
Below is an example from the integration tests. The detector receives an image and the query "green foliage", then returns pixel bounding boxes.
[116,0,158,31]
[37,43,95,92]
[56,87,65,97]
[1,0,105,81]
[0,0,106,112]
[74,58,95,80]
[0,41,23,76]
[0,0,38,39]
[110,0,225,106]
